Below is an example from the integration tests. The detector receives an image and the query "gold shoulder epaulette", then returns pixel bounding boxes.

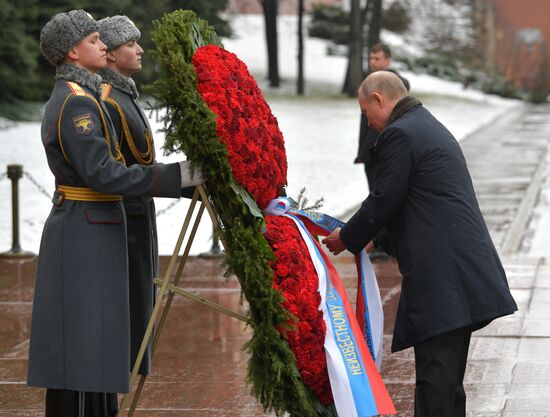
[101,83,112,100]
[104,92,153,165]
[66,81,87,96]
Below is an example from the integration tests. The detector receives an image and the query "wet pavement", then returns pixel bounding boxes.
[2,104,550,416]
[1,254,548,416]
[461,104,550,254]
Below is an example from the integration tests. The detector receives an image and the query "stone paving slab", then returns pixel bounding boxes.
[461,105,550,251]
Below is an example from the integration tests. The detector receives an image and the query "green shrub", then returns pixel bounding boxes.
[481,74,521,99]
[529,90,549,103]
[382,1,410,33]
[308,4,349,45]
[407,55,463,82]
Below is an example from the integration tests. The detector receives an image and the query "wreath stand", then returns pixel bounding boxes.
[116,185,248,417]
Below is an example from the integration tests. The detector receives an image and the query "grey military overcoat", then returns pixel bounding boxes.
[101,68,160,376]
[27,65,181,394]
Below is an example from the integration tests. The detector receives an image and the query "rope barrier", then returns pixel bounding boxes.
[22,171,52,200]
[155,199,182,217]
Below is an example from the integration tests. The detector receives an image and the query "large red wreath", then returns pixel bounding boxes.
[192,45,332,404]
[192,45,287,210]
[265,215,333,404]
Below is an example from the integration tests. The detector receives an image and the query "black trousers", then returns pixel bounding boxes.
[45,389,118,417]
[413,325,473,417]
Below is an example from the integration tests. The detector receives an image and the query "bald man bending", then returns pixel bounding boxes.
[323,71,517,417]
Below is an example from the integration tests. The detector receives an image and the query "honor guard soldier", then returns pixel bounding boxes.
[97,15,174,380]
[27,10,204,417]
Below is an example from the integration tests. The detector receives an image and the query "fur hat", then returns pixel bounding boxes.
[40,10,99,66]
[98,15,141,51]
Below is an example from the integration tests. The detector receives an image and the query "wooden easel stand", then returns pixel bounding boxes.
[117,186,245,417]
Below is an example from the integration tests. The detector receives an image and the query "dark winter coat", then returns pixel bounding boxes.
[27,65,181,394]
[341,96,518,352]
[355,69,409,251]
[101,68,159,376]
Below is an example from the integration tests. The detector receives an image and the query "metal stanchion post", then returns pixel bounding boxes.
[0,164,34,259]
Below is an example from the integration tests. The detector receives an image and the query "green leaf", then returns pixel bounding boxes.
[189,22,206,52]
[230,181,266,232]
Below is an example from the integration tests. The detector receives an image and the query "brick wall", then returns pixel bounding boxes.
[492,0,550,91]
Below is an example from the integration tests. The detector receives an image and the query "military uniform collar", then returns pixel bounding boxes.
[99,67,139,99]
[56,64,102,96]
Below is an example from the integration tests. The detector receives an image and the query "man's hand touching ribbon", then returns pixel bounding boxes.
[323,228,376,255]
[322,227,347,255]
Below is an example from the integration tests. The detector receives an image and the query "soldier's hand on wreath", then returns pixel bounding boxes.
[179,161,206,188]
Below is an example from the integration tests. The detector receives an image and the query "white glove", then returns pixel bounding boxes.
[179,161,205,187]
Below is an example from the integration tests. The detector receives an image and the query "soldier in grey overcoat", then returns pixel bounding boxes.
[27,10,204,417]
[97,15,165,377]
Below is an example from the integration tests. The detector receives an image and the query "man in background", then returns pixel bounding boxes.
[355,43,409,259]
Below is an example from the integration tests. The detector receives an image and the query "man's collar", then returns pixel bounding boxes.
[387,96,422,125]
[98,67,139,99]
[56,64,102,96]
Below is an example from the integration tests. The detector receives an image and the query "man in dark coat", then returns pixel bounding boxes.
[355,43,410,258]
[98,15,161,379]
[28,10,204,417]
[324,71,517,417]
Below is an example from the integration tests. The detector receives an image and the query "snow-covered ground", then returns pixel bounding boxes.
[0,15,520,255]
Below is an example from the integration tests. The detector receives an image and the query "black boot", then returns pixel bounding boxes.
[84,392,119,417]
[46,389,118,417]
[45,389,85,417]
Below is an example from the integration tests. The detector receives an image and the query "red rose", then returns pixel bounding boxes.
[264,206,332,403]
[281,277,299,294]
[298,301,317,322]
[192,45,287,210]
[302,332,319,349]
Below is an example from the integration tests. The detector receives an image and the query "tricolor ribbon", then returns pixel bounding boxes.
[265,198,395,417]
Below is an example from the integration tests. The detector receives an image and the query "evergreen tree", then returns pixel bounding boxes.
[24,0,89,100]
[126,0,170,87]
[123,0,232,87]
[169,0,231,37]
[0,0,41,102]
[0,0,232,118]
[0,0,134,108]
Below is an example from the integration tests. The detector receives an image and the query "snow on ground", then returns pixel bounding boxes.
[0,15,520,255]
